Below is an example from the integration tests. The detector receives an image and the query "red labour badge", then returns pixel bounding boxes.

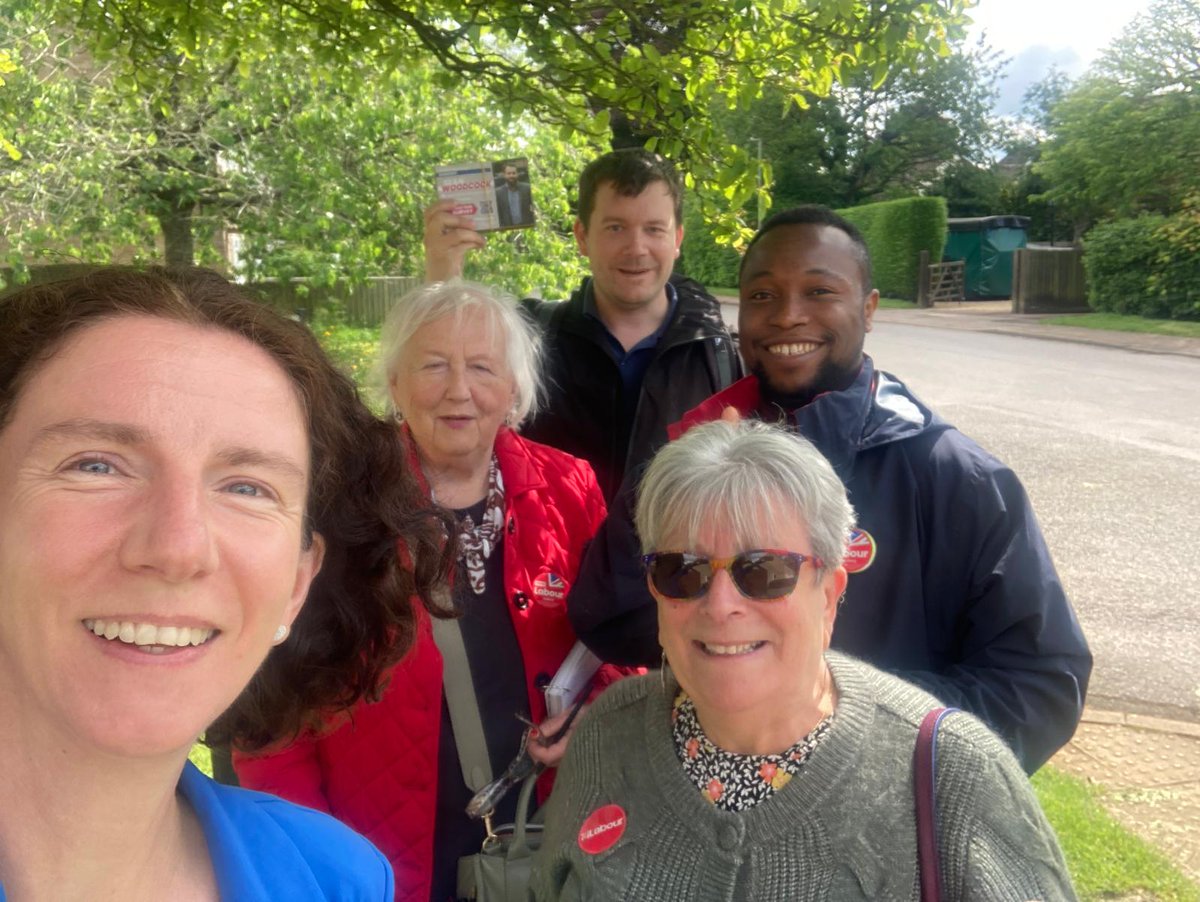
[532,571,568,606]
[577,804,627,855]
[843,528,877,573]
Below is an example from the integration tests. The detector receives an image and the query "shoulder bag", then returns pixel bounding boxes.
[914,706,958,902]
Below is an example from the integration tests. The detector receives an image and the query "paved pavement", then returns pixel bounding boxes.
[876,302,1200,889]
[718,296,1200,361]
[717,296,1200,888]
[873,299,1200,360]
[1055,708,1200,886]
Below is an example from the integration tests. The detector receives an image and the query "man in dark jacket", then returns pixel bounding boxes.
[568,205,1092,773]
[425,149,740,500]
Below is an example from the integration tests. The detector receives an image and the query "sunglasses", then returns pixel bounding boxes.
[641,549,824,601]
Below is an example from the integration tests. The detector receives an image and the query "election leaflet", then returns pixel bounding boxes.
[435,157,535,232]
[544,641,602,717]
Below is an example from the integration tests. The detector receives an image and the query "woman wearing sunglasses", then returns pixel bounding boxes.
[531,419,1075,901]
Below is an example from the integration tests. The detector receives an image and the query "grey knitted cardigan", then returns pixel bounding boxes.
[531,652,1076,901]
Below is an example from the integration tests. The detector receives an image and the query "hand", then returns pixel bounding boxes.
[525,705,588,769]
[423,200,487,282]
[719,405,742,424]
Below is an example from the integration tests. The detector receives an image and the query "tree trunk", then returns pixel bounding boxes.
[157,197,196,266]
[609,108,655,150]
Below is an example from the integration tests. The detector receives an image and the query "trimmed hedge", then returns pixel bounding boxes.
[1083,211,1200,320]
[837,197,948,299]
[676,195,948,299]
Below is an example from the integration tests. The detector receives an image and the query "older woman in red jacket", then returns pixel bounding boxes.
[235,282,612,902]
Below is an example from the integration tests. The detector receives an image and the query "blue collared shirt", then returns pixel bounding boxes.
[584,280,679,411]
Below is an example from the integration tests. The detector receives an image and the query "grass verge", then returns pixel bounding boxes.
[1033,766,1199,901]
[312,307,388,412]
[312,306,382,384]
[1041,312,1200,338]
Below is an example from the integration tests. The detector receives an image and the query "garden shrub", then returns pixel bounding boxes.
[1152,196,1200,320]
[1082,216,1164,315]
[1079,214,1200,319]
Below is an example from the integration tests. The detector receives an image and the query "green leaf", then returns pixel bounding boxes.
[871,60,889,90]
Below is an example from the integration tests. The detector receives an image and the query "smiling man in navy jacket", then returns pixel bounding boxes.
[569,205,1092,773]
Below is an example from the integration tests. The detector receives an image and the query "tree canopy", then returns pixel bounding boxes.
[716,36,1003,213]
[1035,0,1200,230]
[1,0,595,292]
[63,0,969,236]
[6,0,975,288]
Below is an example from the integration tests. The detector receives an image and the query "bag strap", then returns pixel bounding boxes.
[715,336,733,390]
[506,773,542,858]
[431,616,493,792]
[914,707,956,902]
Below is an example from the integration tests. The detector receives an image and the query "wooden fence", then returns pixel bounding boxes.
[2,268,420,326]
[916,251,965,307]
[1011,246,1089,314]
[248,275,421,325]
[0,263,99,297]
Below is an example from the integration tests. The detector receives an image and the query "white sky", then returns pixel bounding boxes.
[965,0,1157,114]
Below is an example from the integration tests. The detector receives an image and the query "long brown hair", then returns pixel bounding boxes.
[0,266,453,749]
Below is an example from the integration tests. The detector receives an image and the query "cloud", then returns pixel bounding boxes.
[994,45,1083,117]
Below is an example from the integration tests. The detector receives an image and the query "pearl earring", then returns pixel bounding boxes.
[273,624,290,645]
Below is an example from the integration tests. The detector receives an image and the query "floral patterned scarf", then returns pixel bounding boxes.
[455,453,505,595]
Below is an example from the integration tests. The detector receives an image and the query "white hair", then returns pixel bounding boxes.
[634,419,856,574]
[374,280,542,426]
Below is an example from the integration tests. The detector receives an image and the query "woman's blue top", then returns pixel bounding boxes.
[0,761,393,901]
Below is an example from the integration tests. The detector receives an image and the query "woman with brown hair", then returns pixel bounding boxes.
[0,267,450,901]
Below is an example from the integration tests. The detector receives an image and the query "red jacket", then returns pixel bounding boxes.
[234,428,608,901]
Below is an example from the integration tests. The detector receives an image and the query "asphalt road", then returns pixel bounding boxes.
[862,321,1200,721]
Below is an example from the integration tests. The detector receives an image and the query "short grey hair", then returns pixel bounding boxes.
[634,419,856,575]
[375,280,542,426]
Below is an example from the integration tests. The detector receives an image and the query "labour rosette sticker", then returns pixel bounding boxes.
[578,804,627,855]
[532,571,567,605]
[844,528,877,573]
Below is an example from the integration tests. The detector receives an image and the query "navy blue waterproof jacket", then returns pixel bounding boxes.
[567,357,1092,773]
